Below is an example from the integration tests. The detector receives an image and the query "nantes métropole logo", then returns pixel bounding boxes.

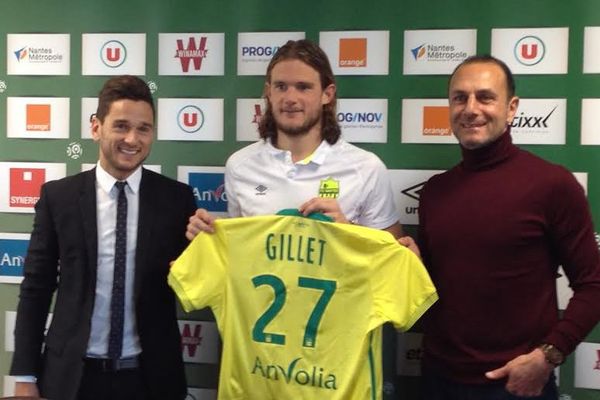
[181,322,203,358]
[9,168,45,208]
[252,356,337,390]
[339,38,367,68]
[411,44,426,60]
[14,46,28,62]
[175,37,208,73]
[422,106,451,136]
[101,40,127,68]
[26,104,51,131]
[514,36,545,66]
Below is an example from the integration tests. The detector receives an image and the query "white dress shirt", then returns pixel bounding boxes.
[87,162,142,358]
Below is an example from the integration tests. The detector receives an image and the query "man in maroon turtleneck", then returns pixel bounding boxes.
[418,55,600,399]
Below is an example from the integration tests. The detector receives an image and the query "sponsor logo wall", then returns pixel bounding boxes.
[3,23,600,398]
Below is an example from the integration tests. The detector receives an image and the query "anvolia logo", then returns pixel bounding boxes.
[252,356,338,390]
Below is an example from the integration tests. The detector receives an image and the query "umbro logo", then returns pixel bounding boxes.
[255,184,268,195]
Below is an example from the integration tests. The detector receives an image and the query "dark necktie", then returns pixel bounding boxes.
[108,181,127,360]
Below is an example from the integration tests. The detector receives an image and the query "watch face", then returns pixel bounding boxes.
[542,344,564,365]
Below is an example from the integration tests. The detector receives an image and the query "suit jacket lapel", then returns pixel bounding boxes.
[135,169,156,299]
[79,169,98,278]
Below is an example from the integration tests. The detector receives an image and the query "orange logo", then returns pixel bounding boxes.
[422,106,451,136]
[339,38,367,68]
[26,104,51,131]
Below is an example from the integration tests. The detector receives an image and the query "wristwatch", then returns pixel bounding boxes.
[538,343,565,366]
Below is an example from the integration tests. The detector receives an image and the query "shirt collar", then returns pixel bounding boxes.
[95,162,142,195]
[265,138,333,166]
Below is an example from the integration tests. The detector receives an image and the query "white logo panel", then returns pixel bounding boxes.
[159,33,224,76]
[574,342,600,389]
[580,99,600,144]
[320,30,389,75]
[237,32,305,76]
[401,99,457,144]
[7,33,70,75]
[337,98,387,143]
[0,162,66,214]
[403,29,476,75]
[178,320,220,364]
[491,27,568,74]
[583,27,600,73]
[82,33,146,75]
[236,98,265,142]
[157,98,223,141]
[388,169,445,225]
[510,99,566,145]
[7,97,70,139]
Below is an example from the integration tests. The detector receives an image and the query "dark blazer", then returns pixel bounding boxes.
[10,168,197,400]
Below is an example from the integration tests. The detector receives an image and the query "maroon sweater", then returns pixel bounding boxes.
[418,130,600,383]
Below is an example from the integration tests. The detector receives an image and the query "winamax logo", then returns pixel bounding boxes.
[177,105,205,133]
[100,40,127,68]
[0,238,28,278]
[9,168,45,207]
[339,38,367,68]
[514,36,545,66]
[187,172,227,212]
[180,322,203,358]
[175,37,208,72]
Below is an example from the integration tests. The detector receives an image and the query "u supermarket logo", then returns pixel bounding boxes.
[177,105,205,133]
[100,40,127,68]
[339,38,367,68]
[514,36,545,66]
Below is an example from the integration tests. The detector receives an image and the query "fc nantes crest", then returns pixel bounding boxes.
[318,177,339,199]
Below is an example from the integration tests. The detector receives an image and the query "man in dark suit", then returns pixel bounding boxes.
[10,75,196,400]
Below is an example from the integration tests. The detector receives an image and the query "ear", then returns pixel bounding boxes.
[506,96,519,125]
[90,116,101,143]
[321,84,335,106]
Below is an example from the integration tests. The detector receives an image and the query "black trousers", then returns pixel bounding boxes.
[77,362,149,400]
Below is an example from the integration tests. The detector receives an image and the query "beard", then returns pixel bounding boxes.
[275,111,322,137]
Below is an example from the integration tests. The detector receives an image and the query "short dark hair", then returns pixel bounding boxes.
[449,55,516,99]
[95,75,154,122]
[258,39,341,144]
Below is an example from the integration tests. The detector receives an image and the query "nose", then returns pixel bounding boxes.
[464,95,478,115]
[123,129,138,144]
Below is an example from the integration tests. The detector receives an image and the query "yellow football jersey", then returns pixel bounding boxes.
[169,212,437,400]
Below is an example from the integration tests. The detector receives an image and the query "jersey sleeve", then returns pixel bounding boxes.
[355,157,400,230]
[370,242,438,332]
[168,223,228,313]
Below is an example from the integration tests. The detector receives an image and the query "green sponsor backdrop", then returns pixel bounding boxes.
[1,0,599,398]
